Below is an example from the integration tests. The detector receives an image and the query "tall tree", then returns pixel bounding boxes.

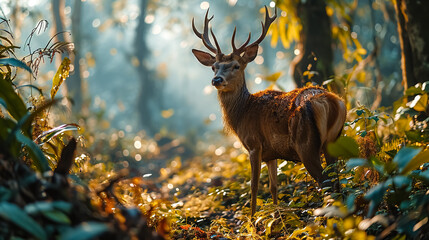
[69,0,83,111]
[51,0,83,111]
[394,0,429,91]
[289,0,334,88]
[135,0,163,135]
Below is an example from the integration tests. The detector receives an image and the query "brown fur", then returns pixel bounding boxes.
[192,8,346,217]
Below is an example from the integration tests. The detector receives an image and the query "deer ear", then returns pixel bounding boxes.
[242,45,259,63]
[192,49,216,66]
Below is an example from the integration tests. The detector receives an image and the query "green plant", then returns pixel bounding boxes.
[393,81,429,143]
[327,134,429,238]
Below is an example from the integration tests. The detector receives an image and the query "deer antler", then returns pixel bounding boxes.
[232,6,277,56]
[192,9,222,56]
[231,28,251,54]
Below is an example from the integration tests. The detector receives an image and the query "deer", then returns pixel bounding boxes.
[191,6,347,216]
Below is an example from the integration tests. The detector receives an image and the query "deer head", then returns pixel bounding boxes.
[192,6,276,92]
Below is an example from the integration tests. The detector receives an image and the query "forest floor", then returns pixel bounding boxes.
[133,135,349,239]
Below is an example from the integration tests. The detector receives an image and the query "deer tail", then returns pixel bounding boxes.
[310,94,347,144]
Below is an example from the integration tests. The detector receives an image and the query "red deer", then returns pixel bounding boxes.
[192,6,347,216]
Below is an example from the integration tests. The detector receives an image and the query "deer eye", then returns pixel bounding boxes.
[234,65,240,70]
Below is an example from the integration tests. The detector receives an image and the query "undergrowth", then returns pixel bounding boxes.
[1,16,429,240]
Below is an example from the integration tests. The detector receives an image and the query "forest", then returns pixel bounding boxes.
[1,0,429,239]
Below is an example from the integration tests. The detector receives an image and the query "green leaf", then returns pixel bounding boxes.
[346,194,357,211]
[15,131,50,172]
[393,147,421,173]
[60,222,109,240]
[413,171,429,184]
[42,211,71,224]
[369,157,387,174]
[389,176,411,189]
[0,97,6,108]
[405,130,423,142]
[364,182,388,217]
[25,201,72,214]
[401,149,429,174]
[0,74,27,120]
[0,202,47,240]
[369,116,379,123]
[0,186,12,201]
[356,109,365,116]
[0,58,32,72]
[327,136,359,159]
[346,158,369,169]
[405,86,424,96]
[25,201,72,224]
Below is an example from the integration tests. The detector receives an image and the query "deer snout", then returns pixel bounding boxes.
[212,76,224,87]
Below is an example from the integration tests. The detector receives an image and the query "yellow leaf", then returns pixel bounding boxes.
[256,198,263,206]
[326,6,334,16]
[339,34,348,52]
[355,52,363,62]
[409,94,428,112]
[51,57,70,99]
[401,148,429,174]
[262,71,283,82]
[266,218,276,235]
[279,17,289,49]
[356,71,366,83]
[357,48,367,55]
[291,22,301,42]
[344,217,354,230]
[266,84,276,90]
[157,62,168,79]
[161,109,174,119]
[86,53,96,67]
[236,153,247,163]
[332,26,339,36]
[270,23,279,47]
[352,37,363,49]
[303,71,316,80]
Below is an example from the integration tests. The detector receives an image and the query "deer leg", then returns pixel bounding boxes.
[267,159,278,205]
[297,147,324,184]
[249,148,262,217]
[323,145,337,166]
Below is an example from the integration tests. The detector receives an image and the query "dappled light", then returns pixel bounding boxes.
[1,0,429,239]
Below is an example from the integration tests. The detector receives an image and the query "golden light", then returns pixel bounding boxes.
[255,56,264,65]
[200,1,209,10]
[134,140,142,149]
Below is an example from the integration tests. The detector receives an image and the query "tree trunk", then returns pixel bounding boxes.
[394,0,429,91]
[51,0,65,42]
[51,0,82,110]
[69,0,83,111]
[135,0,162,135]
[290,0,333,88]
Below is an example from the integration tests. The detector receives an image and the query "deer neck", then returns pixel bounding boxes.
[217,79,250,134]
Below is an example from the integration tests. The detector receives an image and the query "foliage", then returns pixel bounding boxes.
[161,88,429,239]
[270,0,366,64]
[0,20,163,239]
[1,2,429,240]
